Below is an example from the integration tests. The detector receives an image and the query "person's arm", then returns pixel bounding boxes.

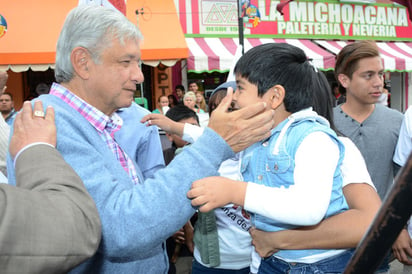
[249,137,381,257]
[0,101,101,273]
[250,183,381,257]
[142,87,274,153]
[188,132,339,225]
[141,113,204,144]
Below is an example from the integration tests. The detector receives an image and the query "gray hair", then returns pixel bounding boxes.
[55,5,143,83]
[184,91,196,101]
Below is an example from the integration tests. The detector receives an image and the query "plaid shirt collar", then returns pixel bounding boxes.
[49,82,123,135]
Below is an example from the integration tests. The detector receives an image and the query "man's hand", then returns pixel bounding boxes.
[141,113,184,136]
[207,88,274,152]
[9,100,56,158]
[250,227,280,258]
[392,228,412,265]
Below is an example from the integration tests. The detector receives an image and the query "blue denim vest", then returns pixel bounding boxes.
[241,109,348,261]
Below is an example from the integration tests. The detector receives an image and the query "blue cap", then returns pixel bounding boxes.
[211,81,236,97]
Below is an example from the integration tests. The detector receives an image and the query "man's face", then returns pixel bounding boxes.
[339,56,384,105]
[188,83,198,92]
[167,117,199,148]
[233,77,272,109]
[176,89,184,98]
[0,94,13,113]
[86,38,144,116]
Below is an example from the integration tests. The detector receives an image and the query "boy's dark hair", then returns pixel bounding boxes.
[234,43,317,113]
[165,104,199,124]
[312,72,340,135]
[175,84,185,91]
[208,81,237,114]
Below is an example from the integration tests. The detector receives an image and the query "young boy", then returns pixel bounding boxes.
[188,43,350,273]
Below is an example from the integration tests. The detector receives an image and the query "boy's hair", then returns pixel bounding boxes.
[208,81,237,114]
[312,72,340,135]
[234,43,317,113]
[175,84,185,91]
[165,104,199,124]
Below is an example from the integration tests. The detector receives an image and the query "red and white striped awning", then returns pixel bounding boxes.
[315,40,412,72]
[186,38,336,73]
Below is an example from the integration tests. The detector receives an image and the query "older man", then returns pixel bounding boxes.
[7,5,273,273]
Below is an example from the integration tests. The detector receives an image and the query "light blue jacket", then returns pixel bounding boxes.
[7,93,235,273]
[242,109,348,260]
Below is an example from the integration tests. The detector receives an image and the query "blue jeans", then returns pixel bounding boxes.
[258,250,353,274]
[192,259,250,274]
[258,250,390,274]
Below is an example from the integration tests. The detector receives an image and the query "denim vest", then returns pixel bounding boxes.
[242,109,348,261]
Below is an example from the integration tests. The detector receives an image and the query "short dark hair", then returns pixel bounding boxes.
[175,84,185,91]
[0,92,13,100]
[165,104,199,124]
[234,43,317,113]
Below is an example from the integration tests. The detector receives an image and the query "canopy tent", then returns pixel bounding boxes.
[186,37,337,73]
[315,40,412,72]
[0,0,188,72]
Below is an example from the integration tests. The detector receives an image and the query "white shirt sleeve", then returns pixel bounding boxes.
[182,123,204,143]
[339,137,376,190]
[244,131,340,226]
[394,107,412,166]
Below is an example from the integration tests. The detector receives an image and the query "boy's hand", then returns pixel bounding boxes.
[187,176,247,212]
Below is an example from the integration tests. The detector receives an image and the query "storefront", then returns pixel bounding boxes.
[174,0,412,111]
[0,0,188,110]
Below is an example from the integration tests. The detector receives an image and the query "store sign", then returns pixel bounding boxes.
[153,64,172,108]
[0,14,7,38]
[181,0,412,41]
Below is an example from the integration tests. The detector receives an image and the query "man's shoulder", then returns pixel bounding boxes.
[374,104,403,120]
[118,102,150,120]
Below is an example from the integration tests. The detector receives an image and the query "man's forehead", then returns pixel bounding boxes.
[356,56,383,71]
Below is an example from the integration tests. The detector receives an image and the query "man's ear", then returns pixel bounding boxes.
[338,74,350,88]
[270,85,285,109]
[71,47,91,79]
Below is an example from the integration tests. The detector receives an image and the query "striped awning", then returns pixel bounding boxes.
[315,40,412,72]
[186,38,337,73]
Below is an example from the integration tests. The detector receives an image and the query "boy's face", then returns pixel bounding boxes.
[233,76,273,109]
[167,117,199,148]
